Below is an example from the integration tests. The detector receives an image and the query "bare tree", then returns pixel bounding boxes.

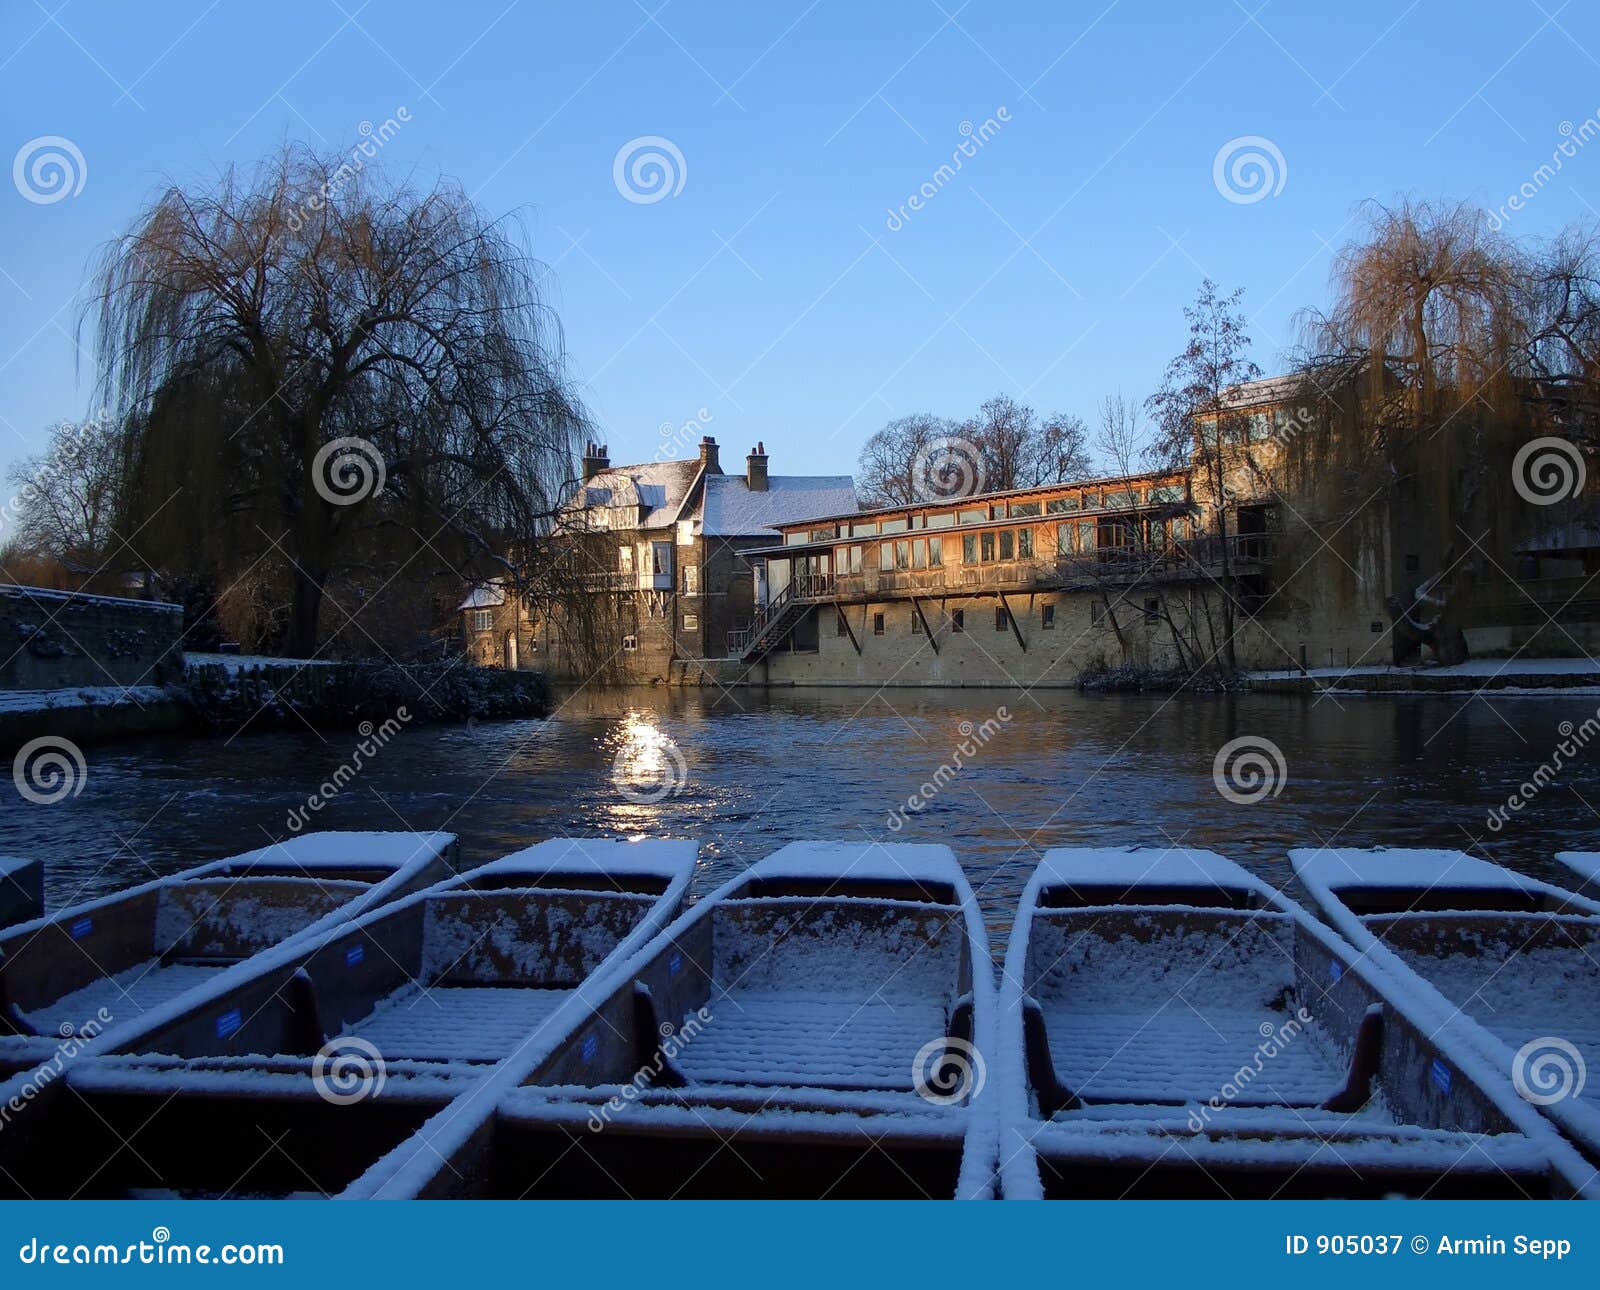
[84,143,588,657]
[856,414,955,506]
[3,418,126,574]
[1146,280,1261,672]
[1026,412,1093,486]
[1095,391,1148,477]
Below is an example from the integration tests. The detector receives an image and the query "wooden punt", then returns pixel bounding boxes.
[999,847,1598,1199]
[0,831,456,1077]
[343,842,998,1200]
[0,837,695,1199]
[1293,846,1600,1172]
[1558,851,1600,903]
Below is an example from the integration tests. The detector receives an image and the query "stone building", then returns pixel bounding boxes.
[460,436,856,683]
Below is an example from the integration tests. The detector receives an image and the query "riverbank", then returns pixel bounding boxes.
[1247,658,1600,695]
[0,657,552,750]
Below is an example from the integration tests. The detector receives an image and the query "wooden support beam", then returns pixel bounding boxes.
[1000,593,1026,652]
[836,604,861,655]
[910,597,939,654]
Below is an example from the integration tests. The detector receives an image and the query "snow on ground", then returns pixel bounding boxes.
[1250,657,1600,681]
[183,652,338,673]
[0,685,172,713]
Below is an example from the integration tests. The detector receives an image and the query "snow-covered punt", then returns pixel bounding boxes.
[1557,850,1600,903]
[349,842,997,1199]
[1293,846,1600,1173]
[0,831,456,1077]
[1000,848,1599,1198]
[0,857,43,930]
[0,838,695,1199]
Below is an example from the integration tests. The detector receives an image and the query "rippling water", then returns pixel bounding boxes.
[6,685,1598,952]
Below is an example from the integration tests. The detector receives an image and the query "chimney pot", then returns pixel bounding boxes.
[581,439,610,483]
[746,441,769,492]
[698,435,721,474]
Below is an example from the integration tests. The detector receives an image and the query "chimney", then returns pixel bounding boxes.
[698,435,722,474]
[581,440,610,483]
[746,440,769,492]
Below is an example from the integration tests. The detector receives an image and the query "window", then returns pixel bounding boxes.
[1011,501,1041,517]
[851,520,878,537]
[912,538,927,570]
[1046,496,1079,514]
[619,545,634,574]
[1404,553,1419,573]
[995,606,1008,631]
[683,613,699,630]
[1105,490,1137,509]
[895,539,910,570]
[880,517,908,534]
[950,609,965,632]
[1077,521,1096,551]
[910,612,923,634]
[999,530,1014,561]
[872,612,885,635]
[928,536,943,567]
[471,610,493,633]
[1090,601,1103,626]
[1056,524,1073,556]
[1248,411,1271,443]
[849,545,864,575]
[1144,597,1160,621]
[1148,484,1185,503]
[651,542,672,575]
[1041,604,1055,629]
[980,532,996,562]
[958,507,987,524]
[622,634,638,651]
[681,564,699,595]
[810,527,835,542]
[1018,528,1034,559]
[879,542,894,572]
[926,512,955,529]
[962,534,977,564]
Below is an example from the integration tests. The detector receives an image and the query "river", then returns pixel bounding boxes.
[5,685,1597,951]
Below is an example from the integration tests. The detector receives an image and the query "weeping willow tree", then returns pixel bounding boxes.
[83,143,589,657]
[1286,197,1600,662]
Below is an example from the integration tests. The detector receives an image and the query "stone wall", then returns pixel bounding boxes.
[0,585,184,690]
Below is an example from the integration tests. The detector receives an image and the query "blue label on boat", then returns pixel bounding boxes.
[345,944,364,967]
[669,951,682,977]
[1431,1059,1452,1095]
[1329,959,1342,983]
[216,1008,242,1040]
[582,1033,598,1062]
[70,916,92,939]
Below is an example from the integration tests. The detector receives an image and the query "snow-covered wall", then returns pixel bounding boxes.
[0,585,183,691]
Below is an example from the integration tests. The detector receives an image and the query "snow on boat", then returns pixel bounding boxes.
[1557,850,1600,904]
[1293,846,1600,1172]
[0,837,695,1199]
[344,841,997,1200]
[0,831,456,1077]
[1000,847,1598,1199]
[0,857,43,930]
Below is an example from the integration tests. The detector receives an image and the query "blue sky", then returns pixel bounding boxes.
[3,0,1599,484]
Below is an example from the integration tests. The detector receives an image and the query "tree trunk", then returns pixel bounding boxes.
[286,564,327,657]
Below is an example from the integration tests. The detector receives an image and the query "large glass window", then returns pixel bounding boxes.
[849,544,863,574]
[928,536,943,567]
[879,542,893,572]
[619,545,634,573]
[963,534,977,564]
[1018,528,1034,559]
[1056,524,1073,556]
[1011,501,1041,517]
[911,538,927,570]
[1046,496,1079,513]
[999,530,1014,560]
[958,507,987,525]
[881,517,908,534]
[652,542,672,574]
[894,540,910,570]
[980,531,995,562]
[926,512,955,529]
